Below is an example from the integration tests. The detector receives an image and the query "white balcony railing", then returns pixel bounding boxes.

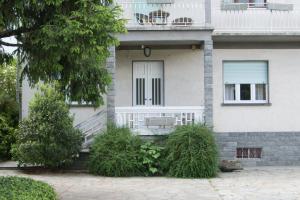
[116,0,206,28]
[213,3,300,32]
[115,106,205,135]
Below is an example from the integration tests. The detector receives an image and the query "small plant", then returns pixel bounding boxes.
[0,176,57,200]
[164,124,219,178]
[89,124,142,177]
[139,142,164,176]
[12,84,83,168]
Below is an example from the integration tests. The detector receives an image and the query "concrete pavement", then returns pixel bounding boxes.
[1,167,300,200]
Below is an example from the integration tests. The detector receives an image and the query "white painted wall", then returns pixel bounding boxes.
[69,106,105,125]
[21,77,36,119]
[213,48,300,132]
[21,79,105,125]
[116,49,204,107]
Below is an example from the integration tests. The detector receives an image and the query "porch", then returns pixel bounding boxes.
[110,43,211,135]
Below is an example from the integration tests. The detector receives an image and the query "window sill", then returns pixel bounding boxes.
[236,158,262,160]
[68,104,95,108]
[222,102,272,106]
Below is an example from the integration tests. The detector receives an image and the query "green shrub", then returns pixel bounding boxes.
[12,84,83,168]
[89,124,142,176]
[139,142,164,176]
[0,116,16,160]
[0,176,57,200]
[164,124,219,178]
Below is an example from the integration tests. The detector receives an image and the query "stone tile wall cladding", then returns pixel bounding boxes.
[106,47,116,122]
[215,132,300,167]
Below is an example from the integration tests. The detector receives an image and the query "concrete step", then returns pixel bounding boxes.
[0,151,90,172]
[0,161,19,170]
[67,151,90,171]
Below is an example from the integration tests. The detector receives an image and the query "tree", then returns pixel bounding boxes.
[0,0,125,106]
[12,84,83,168]
[0,60,18,160]
[0,60,18,126]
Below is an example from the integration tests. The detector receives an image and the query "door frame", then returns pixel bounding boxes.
[132,60,165,107]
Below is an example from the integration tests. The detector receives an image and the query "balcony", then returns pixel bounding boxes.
[116,0,206,29]
[115,106,205,135]
[212,2,300,33]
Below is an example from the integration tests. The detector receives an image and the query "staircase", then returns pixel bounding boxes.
[69,110,107,171]
[75,109,107,149]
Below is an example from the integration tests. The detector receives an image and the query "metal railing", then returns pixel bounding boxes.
[115,106,205,135]
[75,109,106,148]
[214,2,300,32]
[116,0,206,28]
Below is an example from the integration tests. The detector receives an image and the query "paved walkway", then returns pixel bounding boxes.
[1,167,300,200]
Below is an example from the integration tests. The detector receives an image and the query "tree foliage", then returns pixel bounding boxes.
[0,0,126,106]
[0,60,19,125]
[0,59,17,98]
[0,60,18,160]
[0,116,16,160]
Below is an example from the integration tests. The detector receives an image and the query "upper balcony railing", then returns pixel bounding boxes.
[212,1,300,33]
[115,0,206,29]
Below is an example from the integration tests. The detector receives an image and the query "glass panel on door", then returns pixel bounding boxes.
[133,61,164,106]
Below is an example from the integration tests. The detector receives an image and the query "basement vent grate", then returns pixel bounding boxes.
[236,148,262,159]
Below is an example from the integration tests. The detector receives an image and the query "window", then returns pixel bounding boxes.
[223,61,268,104]
[233,0,267,8]
[236,148,262,159]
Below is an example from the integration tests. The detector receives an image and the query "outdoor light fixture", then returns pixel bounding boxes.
[143,46,151,57]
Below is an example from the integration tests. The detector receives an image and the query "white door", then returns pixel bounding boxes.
[133,61,164,106]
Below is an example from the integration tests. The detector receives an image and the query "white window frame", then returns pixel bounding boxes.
[66,98,93,106]
[224,83,268,104]
[223,60,269,105]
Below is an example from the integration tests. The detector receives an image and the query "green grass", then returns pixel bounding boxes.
[0,176,57,200]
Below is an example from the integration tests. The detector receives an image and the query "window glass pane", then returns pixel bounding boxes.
[256,84,266,100]
[234,0,248,3]
[250,0,266,7]
[240,84,251,100]
[234,0,266,3]
[225,84,236,101]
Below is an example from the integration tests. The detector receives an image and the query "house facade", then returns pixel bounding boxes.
[22,0,300,166]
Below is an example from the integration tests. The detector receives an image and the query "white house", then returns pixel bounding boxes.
[22,0,300,166]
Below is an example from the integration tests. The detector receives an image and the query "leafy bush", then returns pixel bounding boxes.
[12,84,83,168]
[0,60,19,160]
[164,124,219,178]
[89,124,142,176]
[0,93,19,127]
[0,116,16,160]
[0,176,57,200]
[139,142,164,176]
